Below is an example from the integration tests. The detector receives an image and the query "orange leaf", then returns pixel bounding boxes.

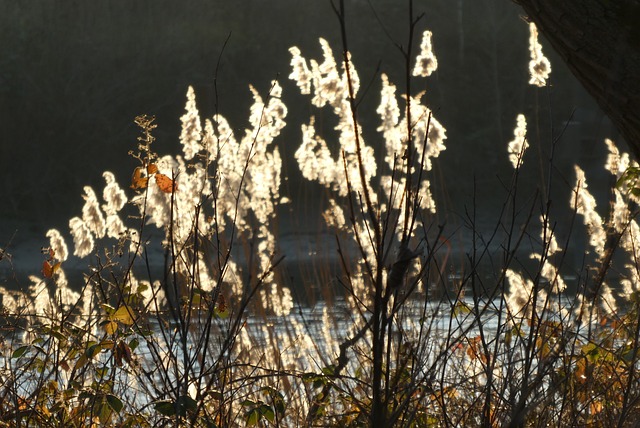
[215,293,230,319]
[59,360,70,372]
[17,396,28,411]
[42,260,53,278]
[155,173,176,193]
[216,293,227,313]
[43,260,61,278]
[147,163,159,174]
[131,166,148,189]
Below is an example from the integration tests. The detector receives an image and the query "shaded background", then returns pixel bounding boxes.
[0,0,622,279]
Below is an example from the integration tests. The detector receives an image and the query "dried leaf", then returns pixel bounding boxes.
[59,360,71,372]
[118,341,132,365]
[155,173,176,193]
[17,396,28,411]
[42,260,60,278]
[42,260,53,278]
[215,293,229,319]
[131,166,148,189]
[217,293,227,313]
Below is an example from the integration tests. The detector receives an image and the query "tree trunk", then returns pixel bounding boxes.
[514,0,640,158]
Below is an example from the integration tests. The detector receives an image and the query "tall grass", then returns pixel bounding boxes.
[1,1,640,427]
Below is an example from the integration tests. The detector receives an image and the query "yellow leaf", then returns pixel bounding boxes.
[104,320,118,335]
[100,340,115,349]
[111,306,134,325]
[39,404,51,417]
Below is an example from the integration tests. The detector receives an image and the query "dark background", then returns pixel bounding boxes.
[0,0,620,257]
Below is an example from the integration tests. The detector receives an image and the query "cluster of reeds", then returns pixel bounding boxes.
[2,1,640,427]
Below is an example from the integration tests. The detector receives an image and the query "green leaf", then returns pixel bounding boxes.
[313,378,325,389]
[504,329,513,346]
[241,399,257,407]
[215,308,230,319]
[302,372,327,389]
[261,386,286,416]
[42,325,67,342]
[79,390,93,401]
[453,301,471,317]
[245,408,261,426]
[136,282,148,294]
[176,395,197,416]
[95,367,109,379]
[12,345,30,359]
[321,365,335,376]
[75,353,88,370]
[153,396,197,418]
[154,400,175,416]
[97,401,113,424]
[311,401,326,418]
[106,394,123,413]
[582,342,600,362]
[208,389,223,400]
[85,343,103,358]
[260,404,275,423]
[129,338,140,352]
[191,292,202,306]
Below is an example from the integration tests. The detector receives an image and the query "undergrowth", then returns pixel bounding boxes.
[1,1,640,427]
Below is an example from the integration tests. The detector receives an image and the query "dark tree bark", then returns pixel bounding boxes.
[514,0,640,158]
